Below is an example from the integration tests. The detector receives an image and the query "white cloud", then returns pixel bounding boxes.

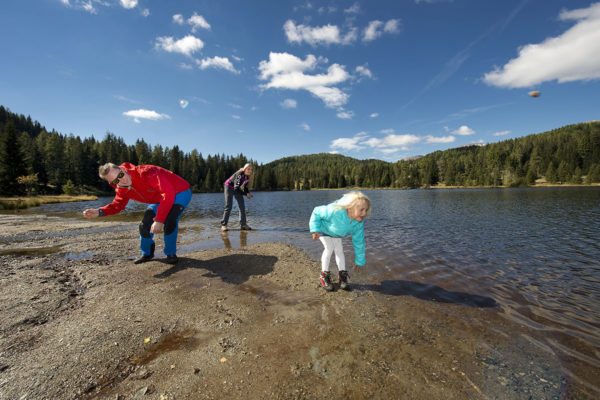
[141,8,150,17]
[384,19,401,33]
[380,128,395,134]
[60,0,70,6]
[318,6,337,14]
[483,3,600,88]
[336,110,354,119]
[259,53,319,79]
[370,112,379,118]
[173,14,185,25]
[179,62,194,70]
[188,13,211,32]
[232,115,241,120]
[82,1,97,14]
[281,99,298,109]
[345,3,360,14]
[493,130,510,136]
[452,125,475,135]
[258,52,350,108]
[115,95,141,104]
[363,19,401,42]
[331,136,364,151]
[228,103,242,109]
[179,99,189,109]
[120,0,137,9]
[123,109,170,123]
[425,135,455,144]
[355,65,373,79]
[197,56,239,74]
[364,134,421,150]
[471,139,486,146]
[300,122,311,131]
[155,35,204,57]
[284,20,355,46]
[330,131,420,154]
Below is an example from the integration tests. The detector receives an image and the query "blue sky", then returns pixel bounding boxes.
[1,0,599,163]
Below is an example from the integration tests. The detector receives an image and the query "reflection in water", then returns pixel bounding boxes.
[220,230,248,250]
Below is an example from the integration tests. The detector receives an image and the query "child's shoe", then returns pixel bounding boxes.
[339,270,350,291]
[320,271,335,291]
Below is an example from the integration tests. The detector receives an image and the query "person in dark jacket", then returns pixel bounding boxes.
[220,163,253,231]
[82,162,192,264]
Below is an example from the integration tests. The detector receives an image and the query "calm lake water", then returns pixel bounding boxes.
[23,187,600,394]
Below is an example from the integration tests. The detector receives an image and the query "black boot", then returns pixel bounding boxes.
[339,270,350,291]
[164,255,179,265]
[134,243,155,264]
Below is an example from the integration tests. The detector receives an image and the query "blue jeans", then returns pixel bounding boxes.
[220,185,246,226]
[140,189,192,256]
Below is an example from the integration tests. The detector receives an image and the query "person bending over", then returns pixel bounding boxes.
[309,191,371,291]
[83,162,192,265]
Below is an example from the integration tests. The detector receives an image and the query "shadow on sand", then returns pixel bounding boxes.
[354,280,498,308]
[153,254,277,284]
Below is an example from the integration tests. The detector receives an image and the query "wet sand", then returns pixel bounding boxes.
[0,214,582,399]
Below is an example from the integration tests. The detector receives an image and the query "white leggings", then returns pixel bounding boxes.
[319,236,346,272]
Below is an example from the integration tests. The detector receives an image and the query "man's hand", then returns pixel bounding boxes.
[247,193,253,199]
[82,208,99,218]
[311,232,320,240]
[151,221,164,234]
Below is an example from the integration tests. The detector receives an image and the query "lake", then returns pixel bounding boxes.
[24,187,600,395]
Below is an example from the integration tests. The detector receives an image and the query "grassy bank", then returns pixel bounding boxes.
[0,195,97,210]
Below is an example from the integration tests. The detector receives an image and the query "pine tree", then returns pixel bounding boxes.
[0,121,28,194]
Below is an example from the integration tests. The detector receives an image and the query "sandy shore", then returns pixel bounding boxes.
[0,214,576,399]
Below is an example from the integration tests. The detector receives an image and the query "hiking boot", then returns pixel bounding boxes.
[164,255,179,265]
[241,225,252,231]
[339,270,350,291]
[134,254,154,264]
[221,225,228,232]
[320,271,334,292]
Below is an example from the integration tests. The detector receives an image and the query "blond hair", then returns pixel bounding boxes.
[238,163,253,173]
[98,163,119,179]
[334,191,371,216]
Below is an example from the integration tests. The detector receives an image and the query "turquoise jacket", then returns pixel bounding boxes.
[309,203,366,266]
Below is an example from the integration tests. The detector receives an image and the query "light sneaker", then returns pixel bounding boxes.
[221,225,228,232]
[319,272,334,292]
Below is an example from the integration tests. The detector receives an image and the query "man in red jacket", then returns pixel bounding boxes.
[83,162,192,265]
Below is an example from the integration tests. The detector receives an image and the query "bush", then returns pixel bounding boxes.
[62,180,76,195]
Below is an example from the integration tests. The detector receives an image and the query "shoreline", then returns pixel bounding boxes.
[0,194,98,210]
[0,214,585,399]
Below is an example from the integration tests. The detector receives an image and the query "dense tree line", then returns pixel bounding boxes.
[0,106,253,195]
[257,121,600,189]
[1,105,599,196]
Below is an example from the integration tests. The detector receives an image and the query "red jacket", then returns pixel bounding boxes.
[100,163,190,223]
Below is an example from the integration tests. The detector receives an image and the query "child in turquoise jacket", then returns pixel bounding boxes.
[309,191,371,291]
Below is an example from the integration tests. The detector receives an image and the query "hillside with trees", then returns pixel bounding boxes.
[0,105,599,196]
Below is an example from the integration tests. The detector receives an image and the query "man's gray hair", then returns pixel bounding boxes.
[98,163,119,179]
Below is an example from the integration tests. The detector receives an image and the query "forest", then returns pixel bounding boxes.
[1,105,599,196]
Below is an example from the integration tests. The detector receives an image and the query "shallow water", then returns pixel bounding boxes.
[20,187,600,395]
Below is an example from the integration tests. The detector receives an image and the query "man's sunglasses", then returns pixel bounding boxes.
[111,171,125,185]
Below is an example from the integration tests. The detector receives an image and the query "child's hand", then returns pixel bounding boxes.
[311,232,320,240]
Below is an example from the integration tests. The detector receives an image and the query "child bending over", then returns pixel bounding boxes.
[309,191,371,291]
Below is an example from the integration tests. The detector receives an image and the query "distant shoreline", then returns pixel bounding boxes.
[0,194,98,210]
[282,183,600,191]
